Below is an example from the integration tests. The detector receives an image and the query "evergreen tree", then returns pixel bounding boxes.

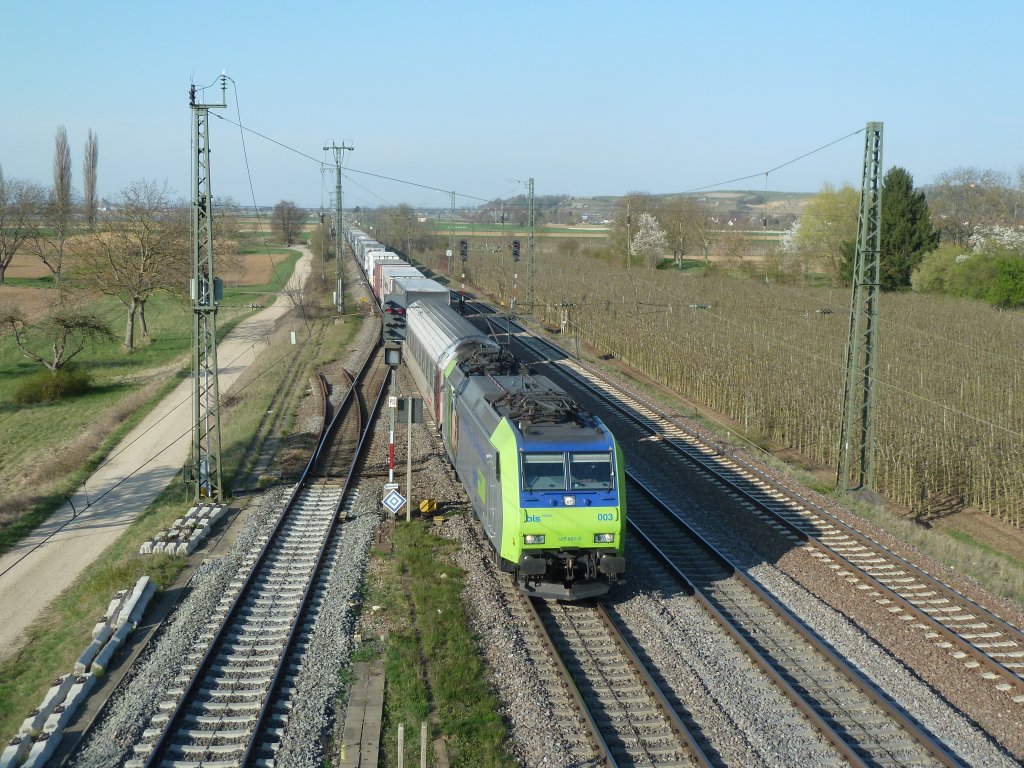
[880,167,937,290]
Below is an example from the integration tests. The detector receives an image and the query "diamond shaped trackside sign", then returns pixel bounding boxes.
[382,489,406,514]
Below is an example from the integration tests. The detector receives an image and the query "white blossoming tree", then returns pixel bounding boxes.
[968,224,1024,255]
[630,212,668,268]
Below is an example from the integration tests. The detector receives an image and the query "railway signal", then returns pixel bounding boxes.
[512,239,521,262]
[459,240,469,314]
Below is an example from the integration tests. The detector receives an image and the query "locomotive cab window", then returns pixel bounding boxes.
[569,452,614,491]
[521,452,566,491]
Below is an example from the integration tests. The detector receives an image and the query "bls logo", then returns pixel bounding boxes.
[525,514,541,523]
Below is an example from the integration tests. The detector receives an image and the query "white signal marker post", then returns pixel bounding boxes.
[406,396,413,522]
[388,394,397,484]
[384,343,402,490]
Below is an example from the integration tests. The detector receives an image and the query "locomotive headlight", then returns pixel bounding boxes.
[524,534,545,545]
[594,533,615,543]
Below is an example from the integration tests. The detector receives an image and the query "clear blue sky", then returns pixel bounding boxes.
[3,0,1021,210]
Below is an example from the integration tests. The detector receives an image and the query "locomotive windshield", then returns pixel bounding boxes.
[570,452,614,490]
[521,452,566,491]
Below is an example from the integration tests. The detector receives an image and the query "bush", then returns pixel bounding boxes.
[13,367,93,404]
[910,243,964,293]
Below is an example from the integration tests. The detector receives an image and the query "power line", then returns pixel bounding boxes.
[223,77,282,285]
[682,127,866,194]
[208,111,498,205]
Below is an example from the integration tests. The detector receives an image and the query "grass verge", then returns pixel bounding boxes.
[362,519,516,768]
[0,308,260,557]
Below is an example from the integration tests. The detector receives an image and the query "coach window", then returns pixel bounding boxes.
[569,452,614,490]
[521,452,566,491]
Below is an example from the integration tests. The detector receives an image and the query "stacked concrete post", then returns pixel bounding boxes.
[139,505,227,556]
[0,576,156,768]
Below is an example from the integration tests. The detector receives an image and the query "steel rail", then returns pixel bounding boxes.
[626,472,963,768]
[526,593,712,767]
[592,602,713,768]
[519,594,616,767]
[142,342,380,767]
[241,354,389,765]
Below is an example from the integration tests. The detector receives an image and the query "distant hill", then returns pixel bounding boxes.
[477,190,814,228]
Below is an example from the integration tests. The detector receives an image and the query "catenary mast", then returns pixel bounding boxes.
[189,77,227,503]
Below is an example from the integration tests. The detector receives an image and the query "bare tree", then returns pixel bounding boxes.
[83,129,99,229]
[0,166,45,285]
[0,301,114,372]
[658,197,712,264]
[929,167,1013,246]
[71,180,188,350]
[272,200,304,245]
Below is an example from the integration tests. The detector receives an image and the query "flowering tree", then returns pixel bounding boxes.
[968,224,1024,254]
[630,212,668,268]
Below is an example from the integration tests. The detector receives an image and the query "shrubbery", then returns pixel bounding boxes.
[13,367,93,404]
[912,244,1024,308]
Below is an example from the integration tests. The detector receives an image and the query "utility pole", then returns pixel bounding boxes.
[449,191,456,279]
[763,172,770,283]
[838,122,883,492]
[526,177,536,317]
[319,209,325,281]
[510,239,521,346]
[189,76,226,504]
[324,141,353,313]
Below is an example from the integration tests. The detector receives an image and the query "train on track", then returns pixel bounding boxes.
[345,224,626,599]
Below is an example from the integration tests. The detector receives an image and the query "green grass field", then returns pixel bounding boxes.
[367,520,517,768]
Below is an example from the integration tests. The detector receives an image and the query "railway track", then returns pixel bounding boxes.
[125,347,387,768]
[525,594,712,768]
[484,306,1024,705]
[625,473,959,767]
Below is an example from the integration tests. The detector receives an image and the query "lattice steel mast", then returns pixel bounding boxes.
[525,177,536,316]
[190,78,226,503]
[838,122,883,491]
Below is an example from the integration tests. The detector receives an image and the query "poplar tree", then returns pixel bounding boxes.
[83,129,99,228]
[38,126,73,283]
